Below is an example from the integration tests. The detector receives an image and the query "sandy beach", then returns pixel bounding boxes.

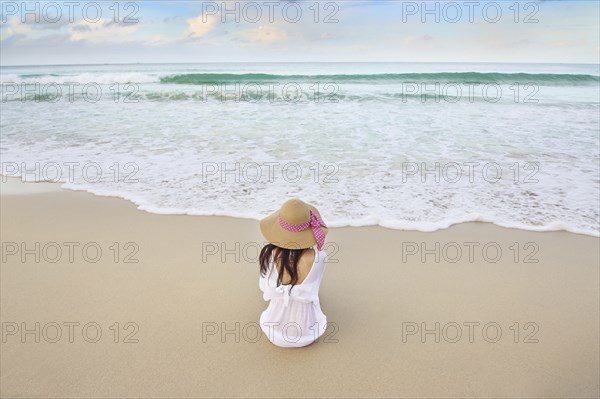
[0,178,598,398]
[2,0,599,397]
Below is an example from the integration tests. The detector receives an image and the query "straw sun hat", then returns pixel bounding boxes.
[260,199,328,250]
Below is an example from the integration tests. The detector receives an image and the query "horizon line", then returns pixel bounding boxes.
[2,61,599,68]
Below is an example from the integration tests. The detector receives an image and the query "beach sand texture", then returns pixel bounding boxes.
[1,179,599,398]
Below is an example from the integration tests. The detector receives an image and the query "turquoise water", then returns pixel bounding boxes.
[158,72,600,85]
[1,62,599,235]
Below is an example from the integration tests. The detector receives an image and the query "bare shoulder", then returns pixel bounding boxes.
[300,248,316,265]
[295,249,316,283]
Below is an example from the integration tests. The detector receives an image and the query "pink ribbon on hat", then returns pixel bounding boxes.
[278,210,327,250]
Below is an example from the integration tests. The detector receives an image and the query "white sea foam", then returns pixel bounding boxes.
[1,63,599,236]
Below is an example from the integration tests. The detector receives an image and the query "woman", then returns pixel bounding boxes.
[258,198,329,348]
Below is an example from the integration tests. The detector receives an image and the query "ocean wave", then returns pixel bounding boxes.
[0,90,494,103]
[0,72,160,85]
[2,63,598,238]
[5,89,597,105]
[159,72,600,85]
[4,175,598,237]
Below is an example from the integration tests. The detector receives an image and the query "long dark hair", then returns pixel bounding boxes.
[259,244,307,291]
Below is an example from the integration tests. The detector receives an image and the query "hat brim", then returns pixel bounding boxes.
[259,206,328,250]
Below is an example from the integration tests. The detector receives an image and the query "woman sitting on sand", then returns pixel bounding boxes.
[258,199,329,348]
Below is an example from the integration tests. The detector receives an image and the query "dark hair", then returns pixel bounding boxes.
[259,244,307,292]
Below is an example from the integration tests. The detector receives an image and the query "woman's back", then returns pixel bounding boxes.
[279,249,315,285]
[258,198,329,348]
[259,249,328,348]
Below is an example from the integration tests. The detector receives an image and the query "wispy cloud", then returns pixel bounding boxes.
[186,13,218,38]
[238,25,288,43]
[68,19,139,42]
[1,0,598,64]
[403,34,434,49]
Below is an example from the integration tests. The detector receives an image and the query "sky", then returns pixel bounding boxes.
[1,0,599,65]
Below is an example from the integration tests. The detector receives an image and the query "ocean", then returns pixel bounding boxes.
[1,62,599,235]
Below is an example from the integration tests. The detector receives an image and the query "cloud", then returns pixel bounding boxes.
[3,0,599,64]
[403,34,434,49]
[164,16,185,23]
[550,39,579,47]
[148,34,183,46]
[68,19,140,42]
[505,39,530,47]
[312,32,335,42]
[238,25,288,42]
[18,13,71,30]
[0,32,27,45]
[186,13,219,37]
[1,17,33,40]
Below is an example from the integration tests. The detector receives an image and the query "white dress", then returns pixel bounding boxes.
[259,250,328,348]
